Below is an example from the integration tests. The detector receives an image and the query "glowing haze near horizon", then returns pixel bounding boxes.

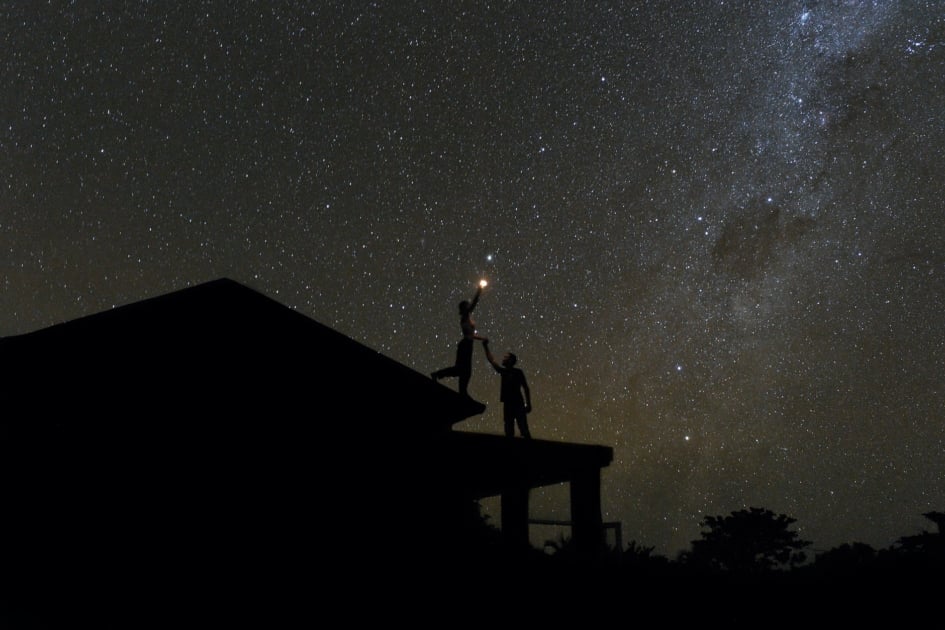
[3,2,944,556]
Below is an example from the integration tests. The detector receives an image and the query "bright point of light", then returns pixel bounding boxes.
[479,279,488,288]
[486,254,493,262]
[684,435,690,441]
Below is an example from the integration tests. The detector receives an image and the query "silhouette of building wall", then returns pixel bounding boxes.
[0,278,613,622]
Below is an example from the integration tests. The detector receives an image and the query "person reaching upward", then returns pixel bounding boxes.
[483,339,532,438]
[432,283,488,398]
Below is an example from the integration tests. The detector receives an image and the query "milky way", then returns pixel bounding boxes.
[3,2,944,556]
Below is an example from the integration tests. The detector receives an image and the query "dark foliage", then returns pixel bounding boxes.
[681,506,811,574]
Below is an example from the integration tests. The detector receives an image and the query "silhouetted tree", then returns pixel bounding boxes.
[623,540,667,565]
[543,532,572,555]
[922,510,945,534]
[889,510,945,566]
[623,539,656,561]
[453,499,504,550]
[683,507,811,574]
[621,539,672,578]
[813,542,878,575]
[543,532,622,570]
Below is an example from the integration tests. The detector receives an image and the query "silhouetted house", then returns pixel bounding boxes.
[0,279,612,623]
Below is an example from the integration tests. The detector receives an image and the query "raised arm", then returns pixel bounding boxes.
[468,285,482,313]
[482,340,502,372]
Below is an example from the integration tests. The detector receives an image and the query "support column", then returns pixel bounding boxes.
[570,467,604,555]
[500,487,530,549]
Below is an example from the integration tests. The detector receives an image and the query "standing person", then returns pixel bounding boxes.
[432,283,488,398]
[482,340,532,438]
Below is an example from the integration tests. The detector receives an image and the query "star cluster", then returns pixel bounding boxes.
[3,2,945,556]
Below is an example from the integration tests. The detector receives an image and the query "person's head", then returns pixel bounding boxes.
[502,352,517,367]
[458,300,471,314]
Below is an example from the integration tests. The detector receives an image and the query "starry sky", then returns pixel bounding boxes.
[3,1,944,557]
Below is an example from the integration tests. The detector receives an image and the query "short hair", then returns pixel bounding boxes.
[506,352,517,366]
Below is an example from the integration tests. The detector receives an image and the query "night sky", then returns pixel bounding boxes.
[3,2,944,557]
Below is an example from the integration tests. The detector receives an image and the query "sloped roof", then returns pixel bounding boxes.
[0,278,485,432]
[0,278,615,624]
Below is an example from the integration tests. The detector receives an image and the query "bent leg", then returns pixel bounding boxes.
[458,368,472,396]
[432,365,460,380]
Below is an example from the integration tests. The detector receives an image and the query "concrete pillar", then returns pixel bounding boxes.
[570,467,604,554]
[500,487,530,549]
